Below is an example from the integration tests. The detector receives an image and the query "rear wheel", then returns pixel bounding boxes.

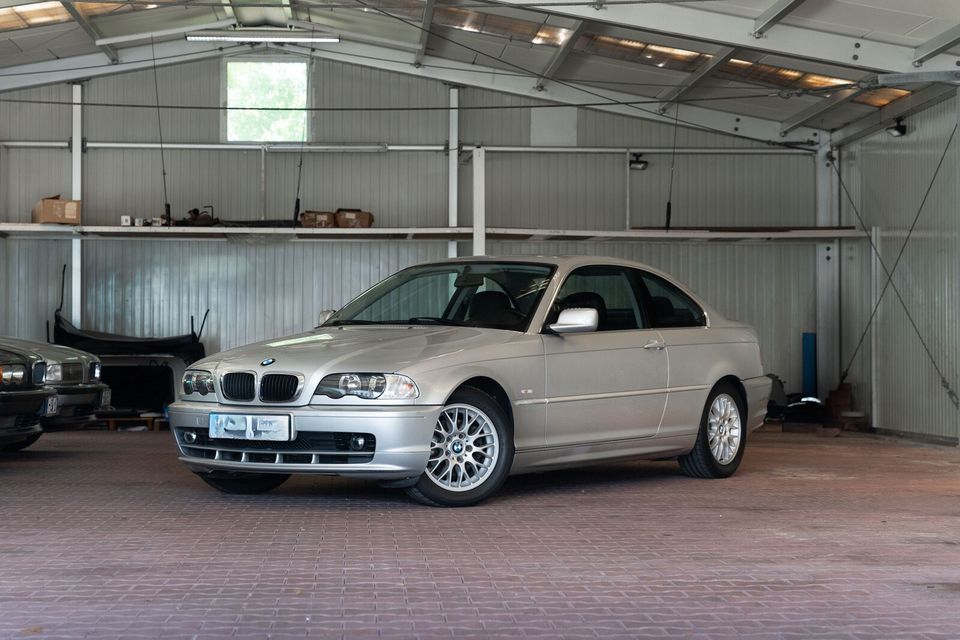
[197,472,291,494]
[678,383,746,479]
[0,433,42,453]
[405,387,514,507]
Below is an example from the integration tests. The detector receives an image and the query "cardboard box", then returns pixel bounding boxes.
[300,211,336,228]
[335,209,374,228]
[32,195,81,225]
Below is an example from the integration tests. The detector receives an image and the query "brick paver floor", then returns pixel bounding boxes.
[1,430,959,639]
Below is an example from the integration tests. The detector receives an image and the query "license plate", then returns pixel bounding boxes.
[100,388,112,408]
[44,395,59,417]
[209,414,291,441]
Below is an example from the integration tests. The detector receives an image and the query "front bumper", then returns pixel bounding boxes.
[743,375,773,431]
[0,388,54,443]
[168,401,442,480]
[41,383,110,426]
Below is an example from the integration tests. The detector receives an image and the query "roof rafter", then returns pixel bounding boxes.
[414,0,436,67]
[780,84,868,134]
[913,23,960,66]
[534,21,585,91]
[485,0,960,73]
[752,0,806,38]
[657,46,736,113]
[59,1,118,63]
[831,84,957,146]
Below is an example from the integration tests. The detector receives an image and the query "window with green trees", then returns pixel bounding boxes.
[226,60,308,142]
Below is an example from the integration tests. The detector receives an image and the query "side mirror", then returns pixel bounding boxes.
[317,309,337,325]
[548,308,598,334]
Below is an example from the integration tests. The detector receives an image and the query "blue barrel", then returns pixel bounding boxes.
[802,332,817,398]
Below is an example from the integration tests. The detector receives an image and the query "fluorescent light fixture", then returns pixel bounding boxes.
[885,117,907,138]
[186,28,339,43]
[96,18,238,46]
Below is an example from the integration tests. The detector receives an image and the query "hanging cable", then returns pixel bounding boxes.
[665,105,680,230]
[831,123,959,410]
[293,56,315,225]
[150,36,171,225]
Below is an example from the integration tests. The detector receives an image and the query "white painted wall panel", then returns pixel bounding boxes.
[0,240,72,341]
[840,96,960,442]
[1,148,71,222]
[486,241,816,392]
[578,108,775,149]
[0,84,72,141]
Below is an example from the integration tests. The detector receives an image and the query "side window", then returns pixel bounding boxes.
[555,266,642,331]
[637,271,706,328]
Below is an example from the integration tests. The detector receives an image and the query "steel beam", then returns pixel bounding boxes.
[0,39,255,92]
[472,147,485,256]
[752,0,806,38]
[780,85,867,134]
[913,23,960,67]
[413,0,436,67]
[534,21,586,91]
[60,1,118,63]
[658,46,736,112]
[95,18,237,46]
[278,41,824,145]
[831,84,957,146]
[448,86,459,258]
[485,0,960,73]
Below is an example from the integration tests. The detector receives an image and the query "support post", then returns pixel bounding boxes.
[448,87,459,258]
[70,83,83,326]
[472,147,485,256]
[624,150,631,230]
[260,146,267,220]
[815,144,840,398]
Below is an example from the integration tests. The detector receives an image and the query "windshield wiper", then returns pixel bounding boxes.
[406,317,461,326]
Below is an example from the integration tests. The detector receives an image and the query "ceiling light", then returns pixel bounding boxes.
[186,28,339,43]
[885,117,907,138]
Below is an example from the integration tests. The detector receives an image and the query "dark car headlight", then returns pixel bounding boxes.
[183,370,216,396]
[315,373,419,400]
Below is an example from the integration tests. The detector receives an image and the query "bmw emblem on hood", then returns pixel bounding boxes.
[260,358,276,367]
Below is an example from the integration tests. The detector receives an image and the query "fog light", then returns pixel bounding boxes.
[183,430,197,444]
[349,434,366,451]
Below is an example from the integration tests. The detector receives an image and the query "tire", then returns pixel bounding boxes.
[405,387,514,507]
[0,433,42,453]
[197,472,291,495]
[678,382,746,479]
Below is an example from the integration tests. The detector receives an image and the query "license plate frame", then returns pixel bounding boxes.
[208,413,291,441]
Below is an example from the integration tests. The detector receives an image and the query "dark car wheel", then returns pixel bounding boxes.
[405,387,514,507]
[197,472,291,494]
[678,382,746,479]
[0,433,42,453]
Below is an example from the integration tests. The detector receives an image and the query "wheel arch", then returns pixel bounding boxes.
[714,374,747,409]
[450,376,514,428]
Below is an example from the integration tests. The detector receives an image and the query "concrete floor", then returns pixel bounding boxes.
[1,430,959,640]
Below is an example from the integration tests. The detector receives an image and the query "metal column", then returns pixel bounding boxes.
[815,144,840,398]
[472,147,485,256]
[870,225,880,430]
[70,83,83,326]
[448,87,459,258]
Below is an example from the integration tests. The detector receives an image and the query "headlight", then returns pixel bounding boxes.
[0,364,26,386]
[45,363,62,383]
[90,362,101,381]
[315,373,419,400]
[183,370,216,396]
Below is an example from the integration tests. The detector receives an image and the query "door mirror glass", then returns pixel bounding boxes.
[548,308,598,334]
[317,309,337,325]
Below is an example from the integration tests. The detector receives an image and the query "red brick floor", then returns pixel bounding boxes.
[1,430,959,639]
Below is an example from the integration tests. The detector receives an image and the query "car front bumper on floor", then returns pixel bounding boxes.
[168,401,443,480]
[41,383,111,427]
[0,388,55,444]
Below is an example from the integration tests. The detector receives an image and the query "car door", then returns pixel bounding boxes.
[542,265,668,447]
[633,269,711,439]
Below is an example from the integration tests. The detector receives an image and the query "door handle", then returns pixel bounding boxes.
[643,340,665,350]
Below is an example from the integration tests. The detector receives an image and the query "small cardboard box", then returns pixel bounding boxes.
[300,211,336,228]
[335,209,374,228]
[32,195,81,225]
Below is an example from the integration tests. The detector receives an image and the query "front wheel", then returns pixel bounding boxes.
[197,472,291,494]
[405,387,514,507]
[678,383,746,479]
[0,433,42,453]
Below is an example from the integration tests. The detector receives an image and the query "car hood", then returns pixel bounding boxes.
[0,337,97,365]
[195,326,522,376]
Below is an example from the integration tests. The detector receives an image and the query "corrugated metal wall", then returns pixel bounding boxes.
[2,55,817,390]
[0,240,72,341]
[840,96,959,442]
[485,241,816,390]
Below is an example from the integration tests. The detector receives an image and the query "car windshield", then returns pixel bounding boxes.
[326,262,556,331]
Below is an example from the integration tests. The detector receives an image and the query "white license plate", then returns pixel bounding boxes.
[100,388,111,408]
[44,395,59,417]
[209,414,291,441]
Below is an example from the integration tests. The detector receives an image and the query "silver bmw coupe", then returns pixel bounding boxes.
[169,256,771,506]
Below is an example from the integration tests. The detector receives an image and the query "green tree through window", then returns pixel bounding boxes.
[227,61,307,142]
